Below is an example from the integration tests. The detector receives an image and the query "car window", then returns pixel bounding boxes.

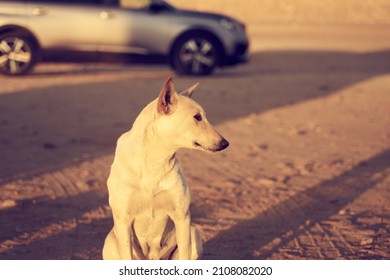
[120,0,151,10]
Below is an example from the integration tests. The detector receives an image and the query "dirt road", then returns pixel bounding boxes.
[0,20,389,259]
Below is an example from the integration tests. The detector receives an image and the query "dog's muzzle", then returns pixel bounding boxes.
[194,138,229,152]
[216,138,229,151]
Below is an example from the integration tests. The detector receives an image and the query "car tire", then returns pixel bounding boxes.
[0,32,38,76]
[171,33,221,76]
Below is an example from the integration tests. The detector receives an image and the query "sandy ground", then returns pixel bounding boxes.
[0,3,390,259]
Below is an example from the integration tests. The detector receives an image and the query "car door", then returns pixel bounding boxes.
[25,0,122,52]
[95,0,170,55]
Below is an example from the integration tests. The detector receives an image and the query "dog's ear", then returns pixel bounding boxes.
[179,82,199,98]
[158,76,177,114]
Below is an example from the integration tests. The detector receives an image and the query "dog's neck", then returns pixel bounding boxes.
[132,131,179,192]
[141,134,177,171]
[128,103,180,184]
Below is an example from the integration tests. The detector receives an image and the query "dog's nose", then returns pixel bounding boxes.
[219,138,229,150]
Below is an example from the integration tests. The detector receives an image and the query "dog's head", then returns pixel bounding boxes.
[155,76,229,153]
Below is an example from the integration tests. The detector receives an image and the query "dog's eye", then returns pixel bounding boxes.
[194,113,202,122]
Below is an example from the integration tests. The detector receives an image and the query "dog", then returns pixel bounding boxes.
[102,76,229,260]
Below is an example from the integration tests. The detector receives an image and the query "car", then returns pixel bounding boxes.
[0,0,249,76]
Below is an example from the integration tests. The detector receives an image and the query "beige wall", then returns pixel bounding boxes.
[168,0,390,25]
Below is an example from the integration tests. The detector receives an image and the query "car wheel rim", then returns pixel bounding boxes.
[0,37,32,74]
[179,38,217,74]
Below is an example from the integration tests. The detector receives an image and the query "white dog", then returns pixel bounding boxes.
[102,76,229,260]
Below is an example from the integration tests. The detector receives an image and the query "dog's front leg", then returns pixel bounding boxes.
[173,212,191,260]
[113,218,134,260]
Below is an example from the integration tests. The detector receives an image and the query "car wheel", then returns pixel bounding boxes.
[0,32,38,76]
[171,34,221,76]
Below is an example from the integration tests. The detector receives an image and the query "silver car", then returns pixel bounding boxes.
[0,0,249,76]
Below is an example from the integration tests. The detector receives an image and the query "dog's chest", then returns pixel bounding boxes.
[134,187,175,217]
[132,189,175,235]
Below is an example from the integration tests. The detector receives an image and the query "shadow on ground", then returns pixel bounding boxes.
[0,49,389,259]
[0,191,110,259]
[1,49,389,180]
[203,149,390,259]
